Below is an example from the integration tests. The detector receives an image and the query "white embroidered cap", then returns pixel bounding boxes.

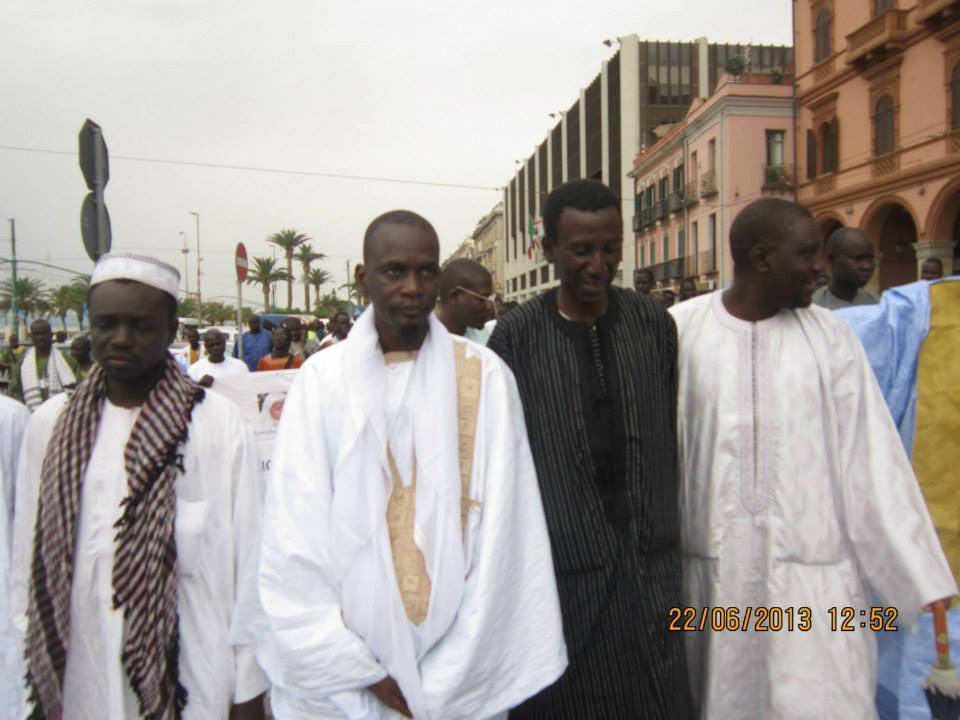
[90,253,180,299]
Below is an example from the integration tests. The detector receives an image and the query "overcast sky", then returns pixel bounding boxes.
[0,0,791,311]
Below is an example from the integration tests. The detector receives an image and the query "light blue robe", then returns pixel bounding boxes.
[839,278,960,720]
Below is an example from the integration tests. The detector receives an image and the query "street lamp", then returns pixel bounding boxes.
[6,219,18,337]
[189,211,202,322]
[179,231,190,296]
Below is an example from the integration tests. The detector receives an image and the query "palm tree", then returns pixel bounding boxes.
[294,243,326,313]
[0,276,47,323]
[307,267,332,309]
[247,257,291,313]
[49,285,75,332]
[267,228,310,310]
[67,277,90,330]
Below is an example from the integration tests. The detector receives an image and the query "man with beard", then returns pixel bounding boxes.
[254,210,566,719]
[670,198,955,718]
[488,179,691,720]
[812,227,879,309]
[10,253,268,719]
[437,259,496,344]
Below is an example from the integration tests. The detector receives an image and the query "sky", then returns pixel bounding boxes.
[0,0,791,313]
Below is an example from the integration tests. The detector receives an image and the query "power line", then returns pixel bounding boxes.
[0,144,500,192]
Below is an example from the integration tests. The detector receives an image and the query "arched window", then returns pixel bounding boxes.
[815,8,833,64]
[951,63,960,130]
[875,95,895,156]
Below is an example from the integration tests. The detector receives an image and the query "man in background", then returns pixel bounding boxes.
[69,335,95,381]
[812,227,879,309]
[174,326,205,373]
[437,259,495,344]
[9,319,76,411]
[317,311,353,350]
[234,314,273,371]
[188,328,249,388]
[921,257,944,281]
[634,268,654,295]
[257,328,303,371]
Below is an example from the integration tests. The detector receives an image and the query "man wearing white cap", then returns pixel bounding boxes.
[10,253,268,720]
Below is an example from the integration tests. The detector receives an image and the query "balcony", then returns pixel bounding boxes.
[665,258,684,279]
[649,261,667,282]
[700,170,718,198]
[685,181,699,207]
[846,9,909,67]
[917,0,960,26]
[684,253,699,278]
[762,164,795,192]
[632,214,643,232]
[698,249,717,274]
[640,207,655,228]
[668,192,685,213]
[654,198,669,221]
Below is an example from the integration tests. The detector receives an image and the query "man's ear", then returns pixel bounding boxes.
[751,242,771,273]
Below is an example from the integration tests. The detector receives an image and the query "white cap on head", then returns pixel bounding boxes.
[89,253,180,299]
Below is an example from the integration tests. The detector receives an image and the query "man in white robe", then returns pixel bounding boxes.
[252,210,567,719]
[10,254,268,720]
[187,328,249,387]
[670,198,957,719]
[0,396,30,720]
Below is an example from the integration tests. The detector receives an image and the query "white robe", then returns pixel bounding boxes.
[251,322,567,720]
[0,397,30,720]
[670,292,956,720]
[10,390,269,720]
[187,356,250,383]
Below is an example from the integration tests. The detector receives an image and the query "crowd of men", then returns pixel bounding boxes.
[0,179,956,720]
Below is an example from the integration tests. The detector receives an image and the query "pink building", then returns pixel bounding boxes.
[796,0,960,289]
[630,73,795,289]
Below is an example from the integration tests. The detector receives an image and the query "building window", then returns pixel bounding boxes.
[651,240,657,265]
[874,94,895,156]
[645,184,655,207]
[658,176,669,200]
[766,130,786,166]
[819,119,839,173]
[640,244,645,267]
[663,233,670,262]
[520,274,526,290]
[529,269,537,287]
[691,221,699,257]
[815,8,833,64]
[874,0,893,15]
[708,138,716,170]
[806,129,818,179]
[673,166,684,194]
[511,277,517,293]
[678,228,686,258]
[690,150,698,185]
[951,63,960,130]
[708,214,717,256]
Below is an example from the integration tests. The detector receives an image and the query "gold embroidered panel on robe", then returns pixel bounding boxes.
[385,342,482,625]
[913,281,960,585]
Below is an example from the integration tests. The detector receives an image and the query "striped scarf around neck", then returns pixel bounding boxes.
[24,353,204,720]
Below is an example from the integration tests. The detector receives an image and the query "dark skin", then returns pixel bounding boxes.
[70,336,93,370]
[270,328,292,358]
[9,334,19,350]
[89,281,266,719]
[197,329,226,388]
[826,231,875,302]
[247,315,262,334]
[544,206,623,323]
[723,216,825,322]
[30,320,53,358]
[438,276,494,336]
[921,259,943,281]
[184,328,200,351]
[659,289,676,308]
[357,223,440,354]
[329,312,352,340]
[677,279,697,302]
[635,271,654,295]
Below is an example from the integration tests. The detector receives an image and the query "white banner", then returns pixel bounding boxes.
[212,369,297,481]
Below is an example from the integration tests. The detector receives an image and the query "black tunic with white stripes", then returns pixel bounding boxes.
[489,287,692,720]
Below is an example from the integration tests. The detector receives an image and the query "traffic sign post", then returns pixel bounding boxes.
[78,119,112,261]
[235,243,248,357]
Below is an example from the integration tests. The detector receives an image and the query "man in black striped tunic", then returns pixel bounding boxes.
[489,180,692,719]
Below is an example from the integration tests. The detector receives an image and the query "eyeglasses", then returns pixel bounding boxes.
[455,286,497,304]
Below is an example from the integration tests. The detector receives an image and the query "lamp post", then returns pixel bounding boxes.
[7,219,18,337]
[179,231,190,296]
[189,211,202,322]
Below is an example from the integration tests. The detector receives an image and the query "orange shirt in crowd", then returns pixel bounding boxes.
[256,354,304,372]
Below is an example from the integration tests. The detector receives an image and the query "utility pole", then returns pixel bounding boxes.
[189,211,202,322]
[179,231,190,295]
[7,219,18,337]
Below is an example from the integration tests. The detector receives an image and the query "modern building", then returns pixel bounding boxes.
[796,0,960,290]
[631,71,796,290]
[471,203,506,293]
[501,35,793,302]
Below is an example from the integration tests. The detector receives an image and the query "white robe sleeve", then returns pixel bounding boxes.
[418,359,567,718]
[832,321,958,623]
[255,364,387,715]
[226,412,272,704]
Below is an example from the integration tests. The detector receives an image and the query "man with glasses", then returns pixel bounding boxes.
[812,227,879,310]
[437,259,496,344]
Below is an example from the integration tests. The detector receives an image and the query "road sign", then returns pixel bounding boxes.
[78,119,109,191]
[235,242,249,283]
[80,193,112,261]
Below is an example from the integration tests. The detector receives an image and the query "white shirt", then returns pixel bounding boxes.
[12,391,269,720]
[187,356,249,383]
[670,292,956,719]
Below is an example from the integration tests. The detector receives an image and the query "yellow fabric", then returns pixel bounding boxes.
[384,342,482,624]
[913,281,960,585]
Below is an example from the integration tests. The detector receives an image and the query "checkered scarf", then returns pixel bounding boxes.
[24,354,204,720]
